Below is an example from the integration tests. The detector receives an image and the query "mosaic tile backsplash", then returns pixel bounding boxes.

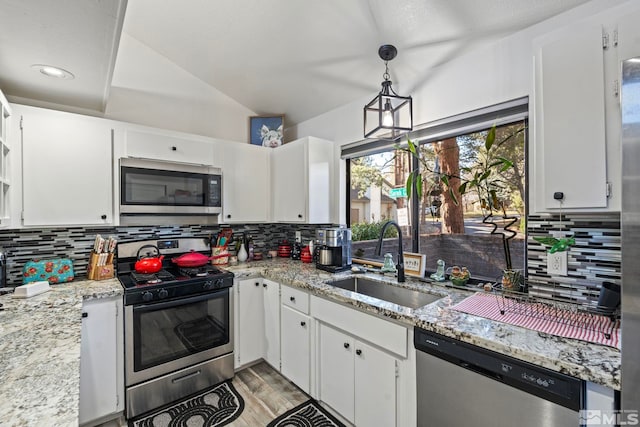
[0,213,622,308]
[0,223,331,286]
[527,213,621,305]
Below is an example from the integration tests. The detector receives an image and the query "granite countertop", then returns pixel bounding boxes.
[0,278,123,427]
[226,259,621,390]
[0,259,620,426]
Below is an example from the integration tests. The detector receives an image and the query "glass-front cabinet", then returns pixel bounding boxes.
[0,90,10,226]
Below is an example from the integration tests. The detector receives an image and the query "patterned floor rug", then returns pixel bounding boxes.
[266,400,346,427]
[129,381,244,427]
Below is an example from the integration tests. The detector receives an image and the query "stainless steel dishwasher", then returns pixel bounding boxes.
[415,327,583,427]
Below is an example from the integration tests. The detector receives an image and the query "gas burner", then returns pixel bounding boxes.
[131,270,176,285]
[179,266,215,277]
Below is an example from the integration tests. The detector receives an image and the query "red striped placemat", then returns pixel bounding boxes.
[451,293,620,349]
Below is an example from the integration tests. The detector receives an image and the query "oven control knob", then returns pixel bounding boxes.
[214,279,225,288]
[158,289,168,299]
[142,291,153,302]
[203,281,214,290]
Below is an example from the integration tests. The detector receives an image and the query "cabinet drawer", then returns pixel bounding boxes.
[281,285,309,314]
[311,295,407,358]
[126,129,214,165]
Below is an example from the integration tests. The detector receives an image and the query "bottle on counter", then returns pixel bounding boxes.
[248,236,254,261]
[291,241,301,260]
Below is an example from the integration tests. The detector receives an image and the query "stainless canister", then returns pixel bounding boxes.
[318,247,333,266]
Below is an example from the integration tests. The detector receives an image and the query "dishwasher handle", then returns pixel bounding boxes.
[460,361,503,382]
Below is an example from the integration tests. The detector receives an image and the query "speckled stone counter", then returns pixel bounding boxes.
[0,279,123,427]
[226,259,621,390]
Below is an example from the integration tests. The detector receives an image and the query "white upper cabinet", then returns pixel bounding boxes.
[17,105,114,226]
[532,6,640,213]
[220,142,270,223]
[533,22,608,211]
[271,137,333,223]
[124,128,216,166]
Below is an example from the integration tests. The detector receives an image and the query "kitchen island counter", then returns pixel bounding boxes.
[227,259,620,390]
[0,279,122,427]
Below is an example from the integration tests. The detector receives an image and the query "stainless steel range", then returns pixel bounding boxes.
[116,237,234,419]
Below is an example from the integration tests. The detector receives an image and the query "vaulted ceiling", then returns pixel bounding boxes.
[0,0,591,125]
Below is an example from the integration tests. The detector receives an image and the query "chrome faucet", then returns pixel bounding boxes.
[375,220,405,282]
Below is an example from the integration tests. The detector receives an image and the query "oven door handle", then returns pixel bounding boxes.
[133,289,228,312]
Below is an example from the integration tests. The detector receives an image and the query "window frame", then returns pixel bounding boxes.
[344,98,529,272]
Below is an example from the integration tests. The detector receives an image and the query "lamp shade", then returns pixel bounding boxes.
[364,45,413,139]
[364,91,413,139]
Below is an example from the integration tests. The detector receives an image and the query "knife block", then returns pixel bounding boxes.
[87,251,114,281]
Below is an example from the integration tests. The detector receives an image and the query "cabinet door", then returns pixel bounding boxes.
[281,305,310,393]
[221,143,270,223]
[262,279,281,369]
[125,129,215,165]
[79,297,122,424]
[319,324,355,423]
[271,141,306,222]
[534,23,608,210]
[236,279,264,366]
[20,106,113,225]
[354,340,397,427]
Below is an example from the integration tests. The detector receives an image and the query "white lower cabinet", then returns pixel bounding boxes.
[234,278,280,370]
[281,304,311,393]
[262,279,281,369]
[319,323,397,427]
[235,278,264,367]
[79,296,124,425]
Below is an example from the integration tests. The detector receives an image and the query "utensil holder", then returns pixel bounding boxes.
[212,246,229,265]
[597,281,621,312]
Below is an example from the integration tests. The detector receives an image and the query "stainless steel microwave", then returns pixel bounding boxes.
[119,158,222,223]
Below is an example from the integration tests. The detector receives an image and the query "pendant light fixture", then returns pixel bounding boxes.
[364,44,413,138]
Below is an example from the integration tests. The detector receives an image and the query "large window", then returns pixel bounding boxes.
[345,99,528,281]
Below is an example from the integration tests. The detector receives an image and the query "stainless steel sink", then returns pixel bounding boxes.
[327,276,443,309]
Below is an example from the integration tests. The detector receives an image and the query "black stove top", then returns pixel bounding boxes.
[116,237,234,305]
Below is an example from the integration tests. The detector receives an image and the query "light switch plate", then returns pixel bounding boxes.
[547,251,568,276]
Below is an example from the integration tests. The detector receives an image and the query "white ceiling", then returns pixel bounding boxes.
[0,0,590,125]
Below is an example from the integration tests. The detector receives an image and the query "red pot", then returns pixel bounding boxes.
[172,250,213,268]
[135,245,164,274]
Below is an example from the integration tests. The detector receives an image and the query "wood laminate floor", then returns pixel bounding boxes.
[229,361,310,426]
[101,361,309,427]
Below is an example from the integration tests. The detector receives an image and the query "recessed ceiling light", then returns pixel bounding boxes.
[31,64,75,79]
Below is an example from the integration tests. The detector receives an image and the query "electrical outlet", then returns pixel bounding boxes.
[547,251,568,276]
[295,231,301,243]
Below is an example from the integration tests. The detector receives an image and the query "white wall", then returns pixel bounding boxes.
[293,0,638,224]
[104,33,255,142]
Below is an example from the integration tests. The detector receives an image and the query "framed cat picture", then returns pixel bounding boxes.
[249,115,285,147]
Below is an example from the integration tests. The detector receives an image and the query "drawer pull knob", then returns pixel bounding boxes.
[344,342,350,349]
[300,321,306,327]
[356,349,362,356]
[290,296,295,302]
